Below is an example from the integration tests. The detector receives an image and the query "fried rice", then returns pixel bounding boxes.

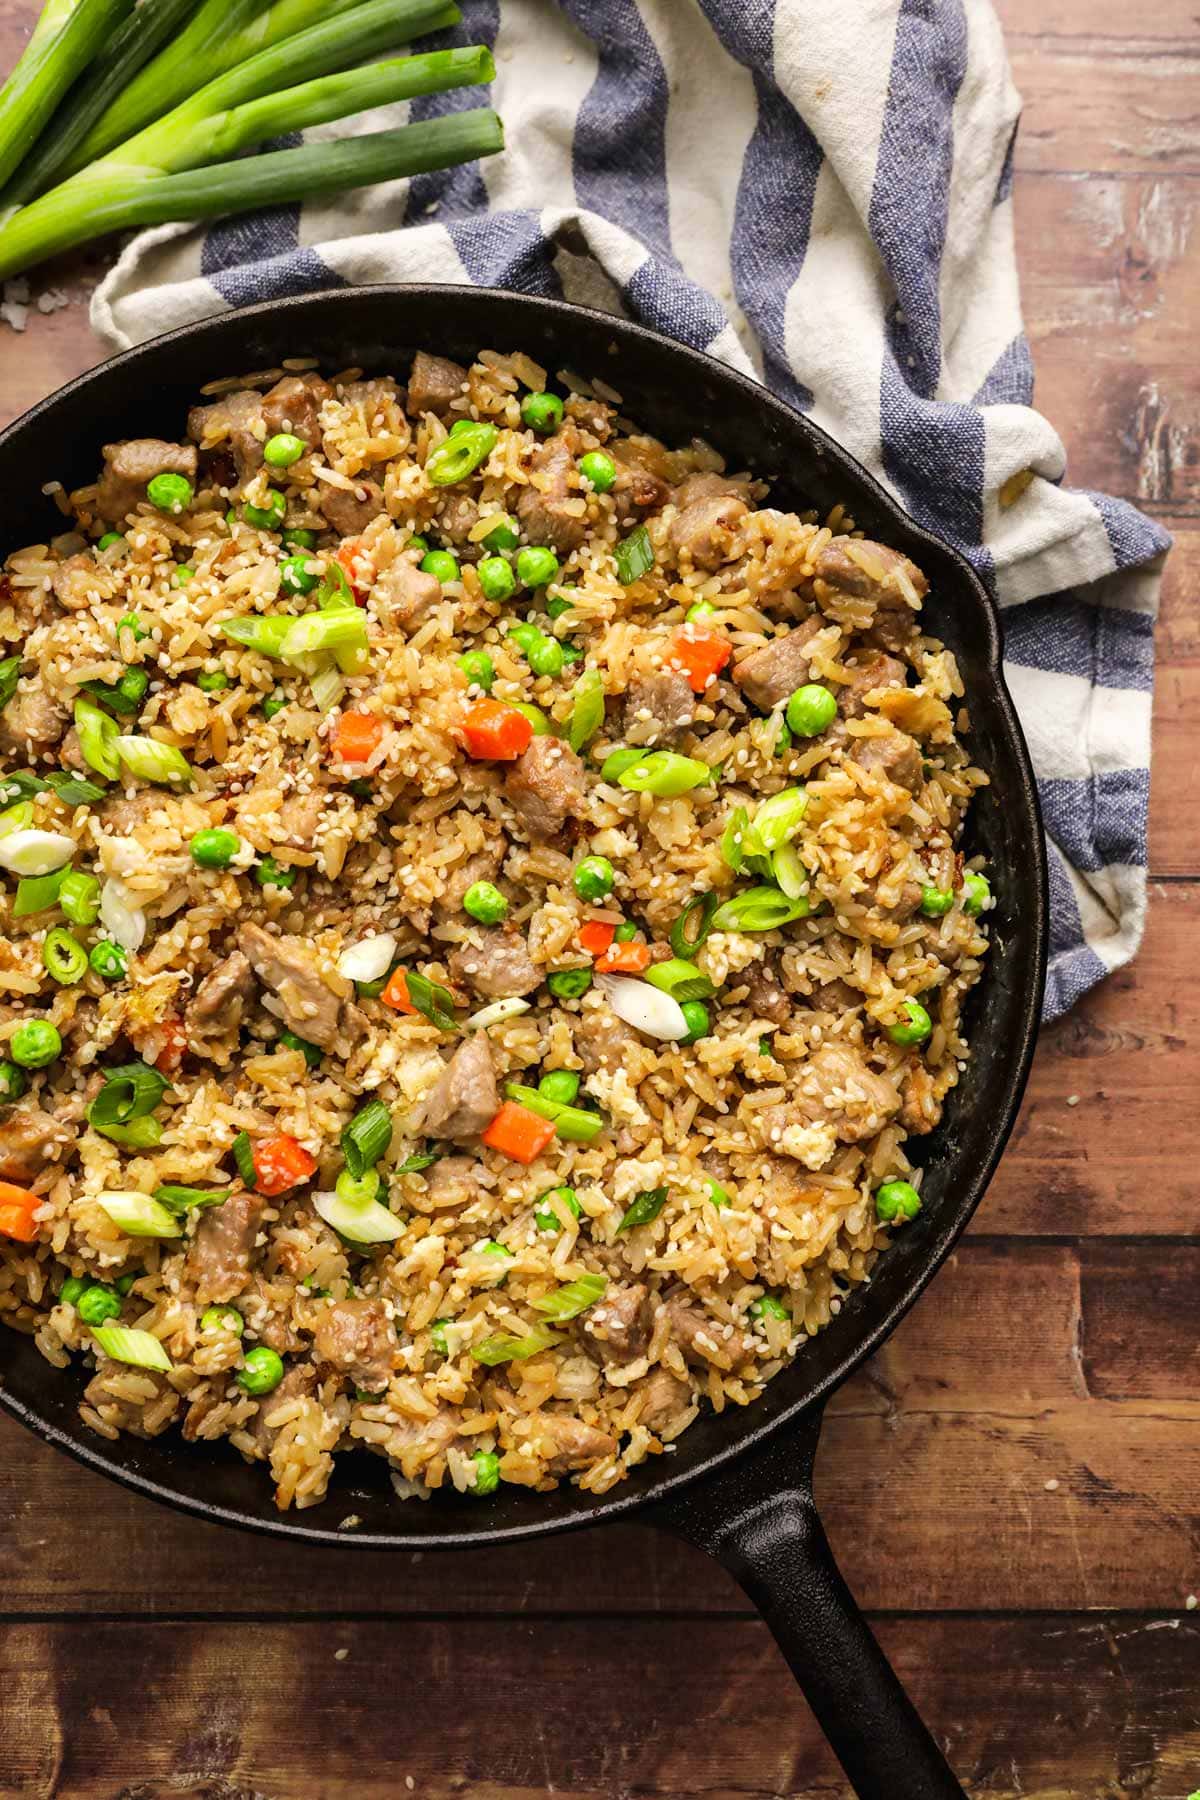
[0,344,990,1509]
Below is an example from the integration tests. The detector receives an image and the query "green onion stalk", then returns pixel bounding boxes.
[0,106,503,282]
[0,0,134,194]
[53,0,460,184]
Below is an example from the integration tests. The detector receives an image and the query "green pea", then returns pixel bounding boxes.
[172,564,194,587]
[200,1305,244,1335]
[77,1284,121,1326]
[114,1271,138,1297]
[146,472,193,512]
[262,690,289,720]
[679,1000,710,1044]
[750,1294,791,1322]
[255,855,295,891]
[0,1059,28,1100]
[920,885,954,918]
[243,490,287,532]
[785,684,837,738]
[578,450,616,492]
[458,651,494,693]
[88,940,127,981]
[573,855,614,903]
[963,872,991,916]
[237,1345,285,1395]
[560,642,583,664]
[613,921,639,943]
[538,1070,580,1106]
[533,1185,581,1233]
[420,548,460,584]
[59,1275,88,1307]
[517,546,560,589]
[196,670,229,693]
[544,594,573,621]
[98,532,125,552]
[472,1449,501,1495]
[887,998,932,1047]
[281,527,318,551]
[521,391,564,434]
[875,1179,922,1223]
[117,612,145,641]
[263,433,306,469]
[507,621,541,653]
[478,556,516,603]
[463,880,508,925]
[775,718,793,758]
[407,532,429,555]
[546,968,592,1000]
[10,1019,61,1068]
[482,516,519,552]
[280,553,319,597]
[528,636,564,678]
[190,828,240,870]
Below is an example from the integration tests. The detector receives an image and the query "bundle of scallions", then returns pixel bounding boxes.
[0,0,502,281]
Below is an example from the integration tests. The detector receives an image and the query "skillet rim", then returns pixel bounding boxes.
[0,285,1048,1548]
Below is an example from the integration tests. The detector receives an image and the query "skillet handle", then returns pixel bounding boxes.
[651,1406,967,1800]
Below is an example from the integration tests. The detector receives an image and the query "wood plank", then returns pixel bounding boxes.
[1002,28,1200,178]
[4,1614,1200,1798]
[3,1242,1199,1617]
[998,0,1199,38]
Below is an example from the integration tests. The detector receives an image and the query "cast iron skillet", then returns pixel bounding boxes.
[0,287,1047,1798]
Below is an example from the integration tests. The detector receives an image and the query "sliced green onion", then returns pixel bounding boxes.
[0,655,20,708]
[42,926,88,985]
[58,870,101,925]
[0,774,46,806]
[113,736,193,787]
[402,969,460,1033]
[92,1117,163,1149]
[44,770,107,807]
[669,891,719,960]
[220,614,295,657]
[13,864,71,917]
[397,1148,441,1174]
[0,800,34,837]
[341,1099,393,1179]
[710,887,812,933]
[153,1184,230,1213]
[749,787,808,853]
[531,1274,608,1321]
[90,1325,172,1372]
[771,844,808,901]
[232,1131,257,1186]
[82,666,148,714]
[278,1028,322,1069]
[94,1190,182,1239]
[0,829,77,877]
[277,609,369,662]
[615,525,654,585]
[721,805,749,872]
[425,421,497,485]
[566,667,605,753]
[617,1186,669,1233]
[89,939,127,980]
[471,1325,563,1366]
[335,1167,382,1207]
[503,1082,605,1142]
[617,752,713,797]
[88,1061,169,1126]
[309,664,346,714]
[313,1186,404,1246]
[644,957,716,1003]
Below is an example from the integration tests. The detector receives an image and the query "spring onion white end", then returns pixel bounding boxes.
[466,996,532,1031]
[596,972,689,1042]
[771,843,808,901]
[114,736,193,786]
[95,1190,183,1238]
[336,933,397,984]
[90,1324,173,1371]
[309,664,345,713]
[313,1188,405,1245]
[0,828,76,875]
[99,875,146,951]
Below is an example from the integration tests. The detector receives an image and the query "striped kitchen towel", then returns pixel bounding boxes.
[91,0,1170,1021]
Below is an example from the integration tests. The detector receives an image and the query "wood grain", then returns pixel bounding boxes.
[5,1615,1200,1800]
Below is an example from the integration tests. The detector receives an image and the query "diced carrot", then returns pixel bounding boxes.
[594,941,652,975]
[381,967,416,1014]
[252,1134,317,1197]
[671,628,732,693]
[481,1101,557,1165]
[578,919,616,955]
[331,710,386,766]
[153,1016,187,1074]
[460,699,534,762]
[335,539,374,603]
[0,1181,41,1243]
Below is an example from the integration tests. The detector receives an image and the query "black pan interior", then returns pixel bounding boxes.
[0,288,1047,1547]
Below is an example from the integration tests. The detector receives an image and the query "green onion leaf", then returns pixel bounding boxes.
[113,736,193,787]
[615,525,654,585]
[425,421,497,486]
[153,1184,230,1214]
[0,656,19,709]
[720,804,749,873]
[93,1117,164,1149]
[617,1186,669,1233]
[74,694,120,780]
[748,787,808,853]
[277,609,369,663]
[231,1131,257,1187]
[668,891,720,961]
[90,1324,172,1372]
[503,1083,605,1143]
[0,771,47,805]
[709,886,812,933]
[531,1274,608,1321]
[220,614,296,657]
[94,1190,182,1239]
[402,969,460,1033]
[644,957,716,1003]
[566,667,605,753]
[341,1099,393,1179]
[471,1325,563,1365]
[44,770,107,807]
[87,1060,169,1126]
[397,1148,442,1174]
[13,864,71,917]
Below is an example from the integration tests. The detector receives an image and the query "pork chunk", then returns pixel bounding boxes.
[186,1189,265,1305]
[850,729,924,795]
[836,652,907,720]
[665,1296,756,1372]
[447,929,541,1000]
[518,1410,617,1473]
[611,445,671,514]
[186,951,255,1043]
[261,372,332,447]
[899,1058,942,1135]
[669,492,748,570]
[96,439,197,524]
[0,1103,73,1181]
[582,1282,651,1365]
[741,958,792,1024]
[793,1043,902,1145]
[51,553,112,611]
[419,1035,499,1142]
[622,669,695,746]
[319,476,385,537]
[436,492,481,553]
[251,1362,317,1454]
[419,1155,490,1211]
[371,556,442,631]
[312,1298,397,1393]
[804,536,927,647]
[239,922,345,1050]
[638,1366,693,1432]
[187,390,265,486]
[573,1008,640,1074]
[505,737,586,842]
[407,351,468,417]
[731,617,824,711]
[0,678,68,756]
[516,436,586,554]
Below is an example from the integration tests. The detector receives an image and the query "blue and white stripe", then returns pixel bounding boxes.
[92,0,1171,1021]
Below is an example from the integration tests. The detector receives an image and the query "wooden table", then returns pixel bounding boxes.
[1,2,1197,1793]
